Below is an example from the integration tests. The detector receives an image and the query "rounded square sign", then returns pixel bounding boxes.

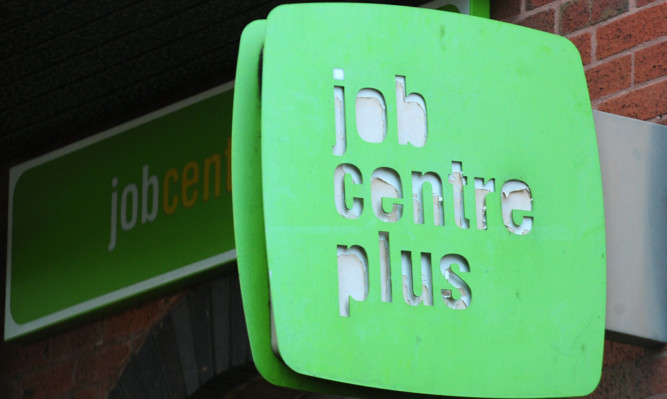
[236,4,605,397]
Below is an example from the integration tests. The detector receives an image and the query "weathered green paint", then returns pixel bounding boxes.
[234,4,605,397]
[6,86,236,340]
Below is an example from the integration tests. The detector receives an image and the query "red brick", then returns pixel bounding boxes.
[94,376,118,399]
[0,378,21,399]
[72,386,97,399]
[0,340,49,377]
[602,340,648,366]
[598,80,667,120]
[570,32,592,65]
[560,0,591,34]
[635,40,667,83]
[645,352,667,395]
[637,0,660,6]
[491,0,521,20]
[49,322,103,361]
[74,343,130,388]
[586,349,667,399]
[103,297,166,341]
[597,2,667,59]
[527,0,558,10]
[518,9,556,33]
[21,361,74,399]
[591,0,628,24]
[585,55,632,99]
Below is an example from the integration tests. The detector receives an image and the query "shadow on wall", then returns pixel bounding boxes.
[110,269,355,399]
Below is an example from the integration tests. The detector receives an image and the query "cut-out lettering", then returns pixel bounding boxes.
[333,85,346,156]
[328,70,539,318]
[335,231,476,316]
[401,251,434,306]
[334,164,363,219]
[474,178,495,230]
[396,76,427,147]
[356,89,387,144]
[333,72,428,151]
[371,167,403,222]
[379,231,392,303]
[338,245,369,317]
[501,180,533,235]
[440,254,471,309]
[412,171,444,226]
[448,162,470,229]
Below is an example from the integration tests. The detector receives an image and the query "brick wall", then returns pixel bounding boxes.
[492,0,667,125]
[586,340,667,398]
[0,295,181,399]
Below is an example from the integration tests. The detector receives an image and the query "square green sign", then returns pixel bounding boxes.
[233,4,605,397]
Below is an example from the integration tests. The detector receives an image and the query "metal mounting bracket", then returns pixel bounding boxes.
[595,111,667,346]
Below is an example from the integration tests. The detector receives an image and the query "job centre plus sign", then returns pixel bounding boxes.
[331,68,534,317]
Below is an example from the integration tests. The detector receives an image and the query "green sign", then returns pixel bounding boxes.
[424,0,490,16]
[6,85,236,340]
[233,4,606,398]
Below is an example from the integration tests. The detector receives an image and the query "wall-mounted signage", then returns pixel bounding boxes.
[6,85,236,340]
[233,4,606,398]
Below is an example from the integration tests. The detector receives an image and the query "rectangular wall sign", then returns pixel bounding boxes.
[6,84,236,340]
